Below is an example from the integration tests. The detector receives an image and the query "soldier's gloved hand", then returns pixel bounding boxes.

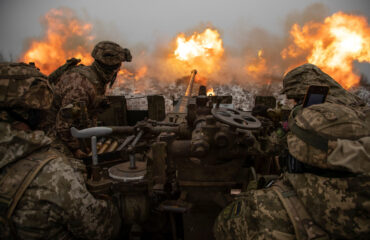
[122,48,132,62]
[74,149,88,159]
[96,97,110,111]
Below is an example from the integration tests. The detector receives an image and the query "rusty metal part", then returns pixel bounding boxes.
[108,161,147,182]
[198,85,207,96]
[168,140,191,157]
[211,107,261,130]
[147,119,179,127]
[190,118,209,157]
[110,125,180,135]
[214,132,229,147]
[86,177,112,195]
[109,126,135,134]
[91,165,101,181]
[119,192,149,225]
[179,181,238,187]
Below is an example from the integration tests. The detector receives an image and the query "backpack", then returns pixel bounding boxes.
[287,102,370,173]
[48,58,81,85]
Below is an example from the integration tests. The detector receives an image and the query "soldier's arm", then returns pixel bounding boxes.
[51,156,121,239]
[55,72,97,153]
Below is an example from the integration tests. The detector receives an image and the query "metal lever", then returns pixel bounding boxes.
[128,130,144,169]
[70,127,113,166]
[71,126,112,138]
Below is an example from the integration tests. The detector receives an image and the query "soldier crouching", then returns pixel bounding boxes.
[0,62,121,239]
[42,41,132,158]
[214,64,370,240]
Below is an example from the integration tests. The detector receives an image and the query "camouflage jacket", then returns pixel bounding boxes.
[214,172,370,240]
[0,122,121,239]
[42,65,107,152]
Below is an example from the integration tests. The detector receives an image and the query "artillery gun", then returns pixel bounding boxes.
[72,70,262,239]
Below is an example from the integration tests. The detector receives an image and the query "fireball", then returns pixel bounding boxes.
[169,28,224,81]
[20,8,94,75]
[207,87,215,96]
[113,66,148,88]
[246,49,267,78]
[282,12,370,89]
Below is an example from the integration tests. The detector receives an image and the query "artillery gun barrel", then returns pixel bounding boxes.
[175,69,197,113]
[184,69,197,97]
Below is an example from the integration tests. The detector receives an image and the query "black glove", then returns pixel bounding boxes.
[122,48,132,62]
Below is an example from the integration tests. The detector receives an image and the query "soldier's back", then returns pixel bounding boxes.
[0,131,120,239]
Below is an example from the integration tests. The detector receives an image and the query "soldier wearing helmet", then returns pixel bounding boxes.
[281,63,364,107]
[214,104,370,239]
[214,64,370,239]
[0,62,121,239]
[43,41,132,157]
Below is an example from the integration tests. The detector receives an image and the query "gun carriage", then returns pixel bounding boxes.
[72,70,263,239]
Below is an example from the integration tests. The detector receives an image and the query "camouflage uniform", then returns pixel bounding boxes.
[43,41,132,154]
[215,66,370,239]
[0,62,121,239]
[214,172,370,240]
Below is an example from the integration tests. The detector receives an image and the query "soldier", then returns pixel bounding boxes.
[281,63,365,107]
[214,65,370,239]
[0,62,121,239]
[44,41,132,157]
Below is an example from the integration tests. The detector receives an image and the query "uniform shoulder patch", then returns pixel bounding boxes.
[221,200,242,220]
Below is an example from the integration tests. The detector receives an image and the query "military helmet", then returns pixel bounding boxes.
[281,64,338,97]
[281,63,364,107]
[91,41,132,66]
[287,102,370,173]
[0,62,53,110]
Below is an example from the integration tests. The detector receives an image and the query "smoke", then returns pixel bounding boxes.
[0,52,5,62]
[20,7,94,74]
[18,5,370,107]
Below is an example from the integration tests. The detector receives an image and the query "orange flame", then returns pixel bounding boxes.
[168,28,224,81]
[282,12,370,89]
[20,8,94,74]
[207,88,215,96]
[246,49,267,78]
[114,66,148,85]
[135,66,148,81]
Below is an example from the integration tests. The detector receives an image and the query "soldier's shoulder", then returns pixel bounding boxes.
[28,149,74,175]
[59,66,90,82]
[66,65,97,81]
[24,149,86,203]
[54,66,97,93]
[214,188,293,240]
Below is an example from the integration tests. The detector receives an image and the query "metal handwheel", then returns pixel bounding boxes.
[211,107,261,130]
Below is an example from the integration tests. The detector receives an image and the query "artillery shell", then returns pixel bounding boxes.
[88,138,105,156]
[107,140,118,152]
[98,139,112,154]
[96,142,103,151]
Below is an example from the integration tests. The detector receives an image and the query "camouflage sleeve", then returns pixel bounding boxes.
[54,72,97,151]
[57,160,121,239]
[213,190,295,240]
[28,155,121,239]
